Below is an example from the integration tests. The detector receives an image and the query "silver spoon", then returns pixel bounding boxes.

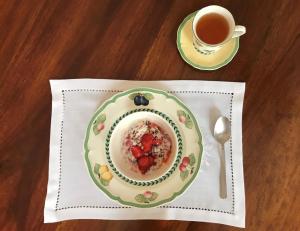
[214,116,231,199]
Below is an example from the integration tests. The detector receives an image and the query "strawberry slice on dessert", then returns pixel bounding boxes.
[130,145,144,159]
[141,133,154,152]
[137,155,154,174]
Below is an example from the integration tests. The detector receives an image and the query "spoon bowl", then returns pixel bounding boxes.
[213,116,231,199]
[214,116,231,144]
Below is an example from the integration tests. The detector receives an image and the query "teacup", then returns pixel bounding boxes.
[192,5,246,55]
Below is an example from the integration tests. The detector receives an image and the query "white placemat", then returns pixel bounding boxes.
[44,79,245,228]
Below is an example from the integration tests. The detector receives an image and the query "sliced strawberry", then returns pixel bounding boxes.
[137,155,154,174]
[148,155,154,166]
[141,133,154,143]
[130,146,143,159]
[143,143,152,152]
[141,133,154,152]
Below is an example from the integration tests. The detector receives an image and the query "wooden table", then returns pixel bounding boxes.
[1,0,299,230]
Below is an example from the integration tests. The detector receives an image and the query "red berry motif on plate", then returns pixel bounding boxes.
[135,191,158,203]
[179,153,196,181]
[143,191,153,199]
[179,115,186,123]
[97,123,104,131]
[182,156,190,166]
[93,113,106,135]
[179,163,186,172]
[177,110,193,129]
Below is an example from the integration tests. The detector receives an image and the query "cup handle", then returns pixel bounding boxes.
[232,25,246,38]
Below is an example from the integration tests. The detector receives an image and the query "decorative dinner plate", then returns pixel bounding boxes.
[84,88,203,208]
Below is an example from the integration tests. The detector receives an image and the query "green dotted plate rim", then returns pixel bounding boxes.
[177,11,240,71]
[84,87,203,208]
[105,108,183,186]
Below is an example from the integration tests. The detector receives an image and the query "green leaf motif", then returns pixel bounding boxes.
[177,110,186,117]
[129,93,139,100]
[185,119,193,129]
[100,178,109,186]
[97,114,106,123]
[94,163,100,174]
[180,170,189,181]
[149,192,158,201]
[189,153,196,166]
[135,194,146,203]
[93,126,100,135]
[93,113,106,124]
[144,93,154,100]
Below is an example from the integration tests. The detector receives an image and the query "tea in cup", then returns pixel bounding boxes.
[192,5,246,55]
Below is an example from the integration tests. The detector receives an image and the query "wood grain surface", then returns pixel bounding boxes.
[1,0,300,230]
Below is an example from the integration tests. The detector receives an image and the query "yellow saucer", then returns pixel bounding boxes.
[177,12,239,71]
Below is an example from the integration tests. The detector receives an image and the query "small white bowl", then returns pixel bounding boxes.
[109,111,178,182]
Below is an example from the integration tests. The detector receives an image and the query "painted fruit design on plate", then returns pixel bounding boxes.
[135,191,158,203]
[94,164,113,186]
[128,92,154,106]
[122,120,172,175]
[178,153,196,181]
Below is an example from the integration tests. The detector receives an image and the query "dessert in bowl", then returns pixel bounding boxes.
[109,111,178,182]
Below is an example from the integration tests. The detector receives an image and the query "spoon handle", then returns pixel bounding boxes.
[220,144,227,199]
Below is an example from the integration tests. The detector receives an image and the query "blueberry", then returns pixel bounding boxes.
[134,95,142,106]
[140,96,149,106]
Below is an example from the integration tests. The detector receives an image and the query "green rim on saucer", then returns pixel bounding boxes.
[84,88,203,208]
[177,12,239,71]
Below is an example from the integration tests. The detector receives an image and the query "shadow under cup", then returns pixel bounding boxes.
[109,111,178,182]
